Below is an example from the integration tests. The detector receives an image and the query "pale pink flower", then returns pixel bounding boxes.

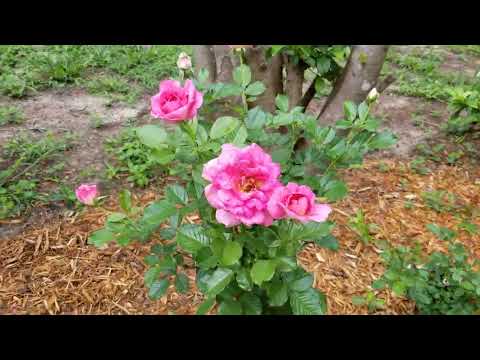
[202,143,281,227]
[75,184,98,205]
[177,52,192,71]
[151,79,203,122]
[267,183,331,223]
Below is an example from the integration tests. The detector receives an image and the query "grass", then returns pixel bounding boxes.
[0,45,191,99]
[0,105,24,126]
[383,46,477,102]
[0,132,74,219]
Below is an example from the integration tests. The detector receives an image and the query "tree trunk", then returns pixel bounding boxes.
[244,47,284,113]
[213,45,236,83]
[284,55,307,110]
[317,45,389,125]
[192,45,217,83]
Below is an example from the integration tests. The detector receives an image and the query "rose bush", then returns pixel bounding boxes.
[89,48,396,315]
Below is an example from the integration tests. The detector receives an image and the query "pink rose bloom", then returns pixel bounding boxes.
[75,184,98,205]
[268,183,332,223]
[151,79,203,122]
[202,143,281,227]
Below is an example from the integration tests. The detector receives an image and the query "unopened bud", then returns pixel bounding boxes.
[367,87,379,103]
[177,52,192,71]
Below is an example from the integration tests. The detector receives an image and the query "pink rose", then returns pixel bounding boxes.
[75,184,98,205]
[151,79,203,122]
[268,183,331,223]
[202,143,281,227]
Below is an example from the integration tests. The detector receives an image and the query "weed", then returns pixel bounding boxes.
[0,106,24,126]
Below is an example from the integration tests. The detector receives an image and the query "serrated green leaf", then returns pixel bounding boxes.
[141,200,177,227]
[236,269,253,291]
[136,125,167,149]
[275,95,289,112]
[166,184,188,205]
[232,125,248,146]
[239,293,262,315]
[210,116,240,139]
[144,254,160,266]
[204,268,234,297]
[290,274,314,292]
[352,296,366,306]
[177,224,211,254]
[148,278,169,300]
[357,102,369,122]
[175,272,189,294]
[196,297,216,315]
[245,81,266,96]
[107,212,127,223]
[251,260,276,286]
[344,101,357,122]
[144,266,161,287]
[233,64,252,88]
[314,234,339,251]
[151,148,175,165]
[290,288,326,315]
[324,180,348,202]
[218,299,243,315]
[221,241,243,266]
[369,131,397,150]
[119,189,132,213]
[266,281,289,307]
[88,229,114,248]
[246,106,267,129]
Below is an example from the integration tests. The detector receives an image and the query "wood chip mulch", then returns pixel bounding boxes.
[1,159,479,315]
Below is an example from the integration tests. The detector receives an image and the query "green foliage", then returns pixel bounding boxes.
[90,60,397,315]
[105,128,168,187]
[0,133,72,219]
[352,291,385,313]
[421,190,457,213]
[348,209,379,245]
[374,226,480,315]
[0,106,24,126]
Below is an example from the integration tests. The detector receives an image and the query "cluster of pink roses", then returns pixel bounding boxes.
[202,143,331,227]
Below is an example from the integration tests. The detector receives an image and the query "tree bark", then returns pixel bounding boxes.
[245,47,284,112]
[317,45,389,125]
[213,45,236,83]
[284,56,307,110]
[192,45,217,83]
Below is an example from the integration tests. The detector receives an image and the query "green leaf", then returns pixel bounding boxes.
[210,116,240,139]
[142,200,177,226]
[107,212,127,223]
[119,189,132,213]
[239,293,262,315]
[372,279,386,290]
[177,224,211,254]
[232,125,248,147]
[144,266,161,287]
[392,282,407,296]
[144,254,160,266]
[233,64,252,88]
[275,95,289,113]
[271,147,291,165]
[136,125,168,149]
[245,81,266,96]
[88,228,115,248]
[276,256,298,272]
[151,148,175,165]
[175,273,189,294]
[294,221,335,242]
[324,180,348,202]
[246,107,267,129]
[211,83,243,99]
[158,256,177,274]
[369,131,397,150]
[290,288,326,315]
[204,268,234,297]
[290,274,314,292]
[357,102,369,122]
[196,297,216,315]
[236,269,253,291]
[218,299,243,315]
[266,281,289,307]
[221,241,243,266]
[315,234,339,251]
[166,184,188,205]
[352,296,366,306]
[344,101,357,122]
[251,260,276,286]
[148,279,169,300]
[426,223,456,241]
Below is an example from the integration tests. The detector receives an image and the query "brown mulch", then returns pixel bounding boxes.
[1,159,479,315]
